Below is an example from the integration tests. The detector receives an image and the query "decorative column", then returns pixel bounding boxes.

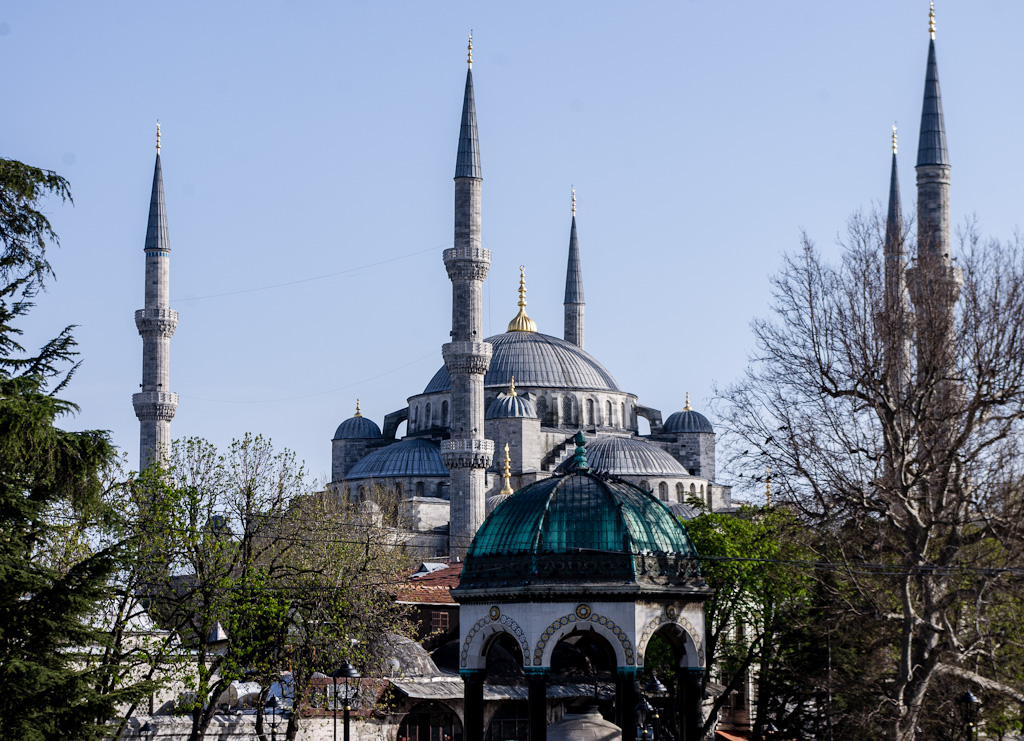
[461,668,485,741]
[442,34,494,556]
[133,123,178,470]
[527,668,549,741]
[682,668,705,741]
[616,668,638,741]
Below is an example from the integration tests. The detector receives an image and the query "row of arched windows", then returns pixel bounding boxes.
[635,480,706,503]
[411,400,449,431]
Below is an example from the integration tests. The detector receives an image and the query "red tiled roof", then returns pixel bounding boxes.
[394,564,462,605]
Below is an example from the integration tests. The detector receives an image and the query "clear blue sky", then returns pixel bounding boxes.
[2,2,1021,483]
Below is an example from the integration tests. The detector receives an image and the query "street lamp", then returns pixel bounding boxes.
[957,690,981,741]
[636,696,655,741]
[266,695,283,741]
[643,674,668,741]
[331,661,361,741]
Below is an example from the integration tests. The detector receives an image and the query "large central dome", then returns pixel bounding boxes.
[423,331,621,394]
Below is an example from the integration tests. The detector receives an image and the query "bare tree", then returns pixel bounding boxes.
[719,213,1024,740]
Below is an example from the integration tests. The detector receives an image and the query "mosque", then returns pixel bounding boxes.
[327,36,732,557]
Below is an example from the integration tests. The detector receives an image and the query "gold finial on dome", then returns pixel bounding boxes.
[684,392,692,412]
[509,376,517,396]
[929,2,935,39]
[467,30,473,68]
[765,466,772,508]
[507,266,538,332]
[354,399,362,418]
[500,443,514,496]
[156,121,161,154]
[892,123,898,155]
[571,186,576,217]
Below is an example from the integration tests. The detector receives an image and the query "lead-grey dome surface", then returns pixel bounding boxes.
[333,416,383,440]
[555,436,689,478]
[345,438,449,480]
[424,331,620,394]
[486,393,537,420]
[663,409,715,434]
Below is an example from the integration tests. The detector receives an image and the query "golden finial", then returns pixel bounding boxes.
[509,376,517,397]
[929,2,935,39]
[571,186,576,217]
[500,443,514,496]
[354,399,362,418]
[467,31,473,68]
[765,466,772,508]
[683,392,692,412]
[892,123,898,155]
[507,266,538,333]
[156,121,161,154]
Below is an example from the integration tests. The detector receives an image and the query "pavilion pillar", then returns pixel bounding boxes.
[527,668,548,741]
[682,668,705,741]
[616,668,638,741]
[461,669,485,741]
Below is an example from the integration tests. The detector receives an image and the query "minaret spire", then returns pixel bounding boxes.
[563,187,585,348]
[133,123,178,470]
[916,1,950,260]
[442,38,493,557]
[884,126,910,398]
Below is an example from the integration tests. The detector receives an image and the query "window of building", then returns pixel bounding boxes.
[425,402,432,427]
[658,482,669,500]
[606,400,613,425]
[441,400,449,426]
[430,610,450,633]
[676,482,685,501]
[563,396,574,425]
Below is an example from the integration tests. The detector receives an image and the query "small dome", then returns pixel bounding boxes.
[345,439,448,480]
[547,706,621,741]
[334,400,382,440]
[555,436,688,478]
[663,409,714,434]
[334,416,383,440]
[486,393,536,420]
[485,491,513,515]
[663,395,714,434]
[460,437,701,591]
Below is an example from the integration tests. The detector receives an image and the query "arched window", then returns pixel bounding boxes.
[536,397,549,425]
[441,400,449,426]
[586,398,595,425]
[415,482,425,497]
[563,396,574,425]
[425,402,432,427]
[621,402,626,428]
[639,480,650,492]
[690,483,697,495]
[436,482,447,499]
[606,400,613,426]
[676,482,685,501]
[658,481,669,500]
[700,484,705,496]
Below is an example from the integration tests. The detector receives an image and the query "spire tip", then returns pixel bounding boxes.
[467,30,473,68]
[156,121,161,154]
[507,266,537,332]
[354,399,362,418]
[571,186,576,217]
[929,2,935,39]
[892,123,898,155]
[684,392,692,412]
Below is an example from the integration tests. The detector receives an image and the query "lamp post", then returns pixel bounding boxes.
[636,696,655,741]
[644,674,668,741]
[957,690,981,741]
[331,661,361,741]
[266,695,283,741]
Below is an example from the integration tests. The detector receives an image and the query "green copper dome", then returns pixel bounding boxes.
[460,446,701,591]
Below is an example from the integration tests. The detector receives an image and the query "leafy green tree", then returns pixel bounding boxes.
[0,158,154,740]
[686,505,817,740]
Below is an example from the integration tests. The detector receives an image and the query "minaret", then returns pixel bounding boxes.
[133,124,178,470]
[915,2,951,261]
[563,187,585,348]
[441,34,494,557]
[909,3,962,380]
[884,126,910,395]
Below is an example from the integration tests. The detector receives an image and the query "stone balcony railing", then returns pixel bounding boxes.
[441,439,495,469]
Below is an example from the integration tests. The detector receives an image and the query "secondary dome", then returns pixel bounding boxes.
[486,393,536,420]
[424,332,620,394]
[555,436,688,478]
[663,395,714,434]
[460,436,700,590]
[345,438,448,480]
[334,401,382,440]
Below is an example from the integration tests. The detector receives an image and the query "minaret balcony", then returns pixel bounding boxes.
[441,439,495,469]
[135,308,179,337]
[442,341,492,375]
[132,391,178,421]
